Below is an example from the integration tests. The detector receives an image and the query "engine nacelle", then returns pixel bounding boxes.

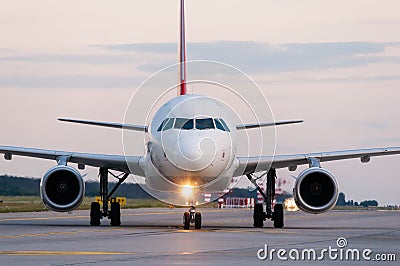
[293,167,339,214]
[40,165,85,212]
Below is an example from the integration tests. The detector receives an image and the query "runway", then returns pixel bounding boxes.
[0,208,398,265]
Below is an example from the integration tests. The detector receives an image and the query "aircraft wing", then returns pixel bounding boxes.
[0,145,145,176]
[58,118,148,132]
[235,147,400,176]
[236,120,303,130]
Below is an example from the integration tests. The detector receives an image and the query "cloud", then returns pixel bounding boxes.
[2,41,399,71]
[0,54,140,65]
[100,41,400,73]
[0,74,142,89]
[1,41,400,89]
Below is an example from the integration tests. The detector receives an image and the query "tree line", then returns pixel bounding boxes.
[0,175,152,198]
[336,192,378,207]
[0,175,253,199]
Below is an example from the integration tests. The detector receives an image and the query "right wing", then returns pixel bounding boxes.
[234,146,400,176]
[0,145,145,176]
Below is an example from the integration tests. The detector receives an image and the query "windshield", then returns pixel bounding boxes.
[196,118,214,130]
[174,118,194,130]
[157,118,174,131]
[214,119,225,131]
[218,118,230,132]
[157,117,229,131]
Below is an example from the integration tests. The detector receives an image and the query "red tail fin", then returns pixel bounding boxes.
[179,0,187,95]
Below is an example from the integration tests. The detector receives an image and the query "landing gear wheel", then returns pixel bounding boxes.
[90,202,101,226]
[253,203,264,228]
[183,212,190,230]
[273,204,284,228]
[194,212,202,229]
[110,202,121,226]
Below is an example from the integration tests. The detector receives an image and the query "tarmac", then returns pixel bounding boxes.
[0,207,398,265]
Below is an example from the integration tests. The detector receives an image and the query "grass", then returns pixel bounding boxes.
[0,196,47,213]
[0,196,171,213]
[0,196,218,213]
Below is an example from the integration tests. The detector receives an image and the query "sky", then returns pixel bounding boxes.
[0,0,400,205]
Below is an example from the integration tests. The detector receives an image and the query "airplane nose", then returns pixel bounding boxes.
[179,138,201,161]
[170,135,216,171]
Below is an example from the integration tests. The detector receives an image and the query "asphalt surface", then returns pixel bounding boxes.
[0,208,398,265]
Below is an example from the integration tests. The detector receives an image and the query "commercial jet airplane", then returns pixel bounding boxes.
[1,0,400,230]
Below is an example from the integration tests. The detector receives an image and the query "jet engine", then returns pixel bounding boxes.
[293,167,339,214]
[40,165,85,212]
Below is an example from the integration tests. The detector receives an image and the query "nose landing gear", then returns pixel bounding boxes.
[183,206,202,230]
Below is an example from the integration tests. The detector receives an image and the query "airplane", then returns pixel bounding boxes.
[1,0,400,230]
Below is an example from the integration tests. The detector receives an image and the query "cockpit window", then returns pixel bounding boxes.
[214,119,226,131]
[174,118,193,130]
[196,118,214,130]
[163,118,174,130]
[182,119,194,129]
[217,118,230,132]
[157,118,168,131]
[158,117,228,131]
[157,118,174,131]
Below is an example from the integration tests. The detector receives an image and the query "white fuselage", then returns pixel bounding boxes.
[140,94,240,192]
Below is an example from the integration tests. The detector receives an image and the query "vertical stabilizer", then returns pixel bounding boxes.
[178,0,187,95]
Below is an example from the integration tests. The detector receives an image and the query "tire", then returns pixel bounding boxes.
[273,204,284,228]
[110,202,121,226]
[253,203,264,228]
[183,212,190,230]
[194,212,202,229]
[90,202,101,226]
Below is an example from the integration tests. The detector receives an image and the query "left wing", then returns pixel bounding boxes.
[0,145,145,176]
[234,147,400,176]
[58,118,148,132]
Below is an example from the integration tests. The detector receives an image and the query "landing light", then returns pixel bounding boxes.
[181,185,194,198]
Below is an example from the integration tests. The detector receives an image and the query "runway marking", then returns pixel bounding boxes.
[0,210,202,222]
[124,211,181,216]
[0,212,172,223]
[124,209,224,216]
[0,249,257,257]
[0,228,123,239]
[0,208,237,222]
[0,215,88,222]
[204,228,298,235]
[0,250,134,256]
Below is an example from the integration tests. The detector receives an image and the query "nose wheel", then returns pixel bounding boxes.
[183,206,202,230]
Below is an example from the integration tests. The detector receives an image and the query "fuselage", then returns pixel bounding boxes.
[140,94,240,192]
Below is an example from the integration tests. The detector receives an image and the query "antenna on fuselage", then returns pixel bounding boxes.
[178,0,187,95]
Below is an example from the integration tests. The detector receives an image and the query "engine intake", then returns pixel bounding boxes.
[40,165,84,212]
[293,167,338,214]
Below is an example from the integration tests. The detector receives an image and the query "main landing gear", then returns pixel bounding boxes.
[247,168,284,229]
[183,206,202,230]
[90,167,129,226]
